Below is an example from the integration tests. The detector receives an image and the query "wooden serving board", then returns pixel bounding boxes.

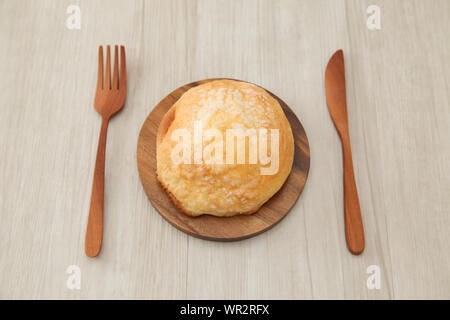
[137,79,310,241]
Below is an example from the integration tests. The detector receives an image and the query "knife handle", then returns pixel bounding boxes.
[342,136,365,255]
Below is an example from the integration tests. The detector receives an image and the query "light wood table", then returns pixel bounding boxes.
[1,0,449,299]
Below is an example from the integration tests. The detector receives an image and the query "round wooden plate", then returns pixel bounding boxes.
[137,79,310,241]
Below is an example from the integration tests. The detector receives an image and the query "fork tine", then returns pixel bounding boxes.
[105,45,111,89]
[112,45,119,89]
[97,46,103,90]
[120,46,126,90]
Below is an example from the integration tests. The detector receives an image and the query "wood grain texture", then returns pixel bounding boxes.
[137,79,310,241]
[0,0,449,299]
[325,50,365,254]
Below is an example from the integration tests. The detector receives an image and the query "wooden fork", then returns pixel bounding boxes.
[85,45,127,257]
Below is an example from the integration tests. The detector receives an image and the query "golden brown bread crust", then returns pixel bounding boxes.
[157,173,258,217]
[156,104,176,147]
[156,80,294,217]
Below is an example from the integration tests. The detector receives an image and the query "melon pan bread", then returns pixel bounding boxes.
[156,79,294,217]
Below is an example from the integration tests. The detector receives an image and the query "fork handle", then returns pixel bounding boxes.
[342,136,365,255]
[85,116,110,257]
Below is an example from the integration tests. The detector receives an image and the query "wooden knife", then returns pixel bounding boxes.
[325,49,365,255]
